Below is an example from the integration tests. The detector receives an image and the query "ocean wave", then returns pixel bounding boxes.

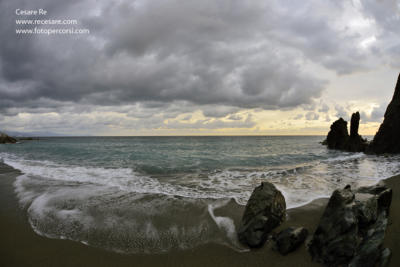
[1,152,226,200]
[2,149,400,254]
[322,152,365,163]
[3,151,400,208]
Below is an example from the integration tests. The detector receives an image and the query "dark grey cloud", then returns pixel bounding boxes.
[359,0,400,68]
[0,0,325,115]
[386,44,400,68]
[267,0,372,75]
[360,0,400,34]
[0,0,397,132]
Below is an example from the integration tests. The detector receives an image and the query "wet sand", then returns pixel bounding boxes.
[0,162,398,267]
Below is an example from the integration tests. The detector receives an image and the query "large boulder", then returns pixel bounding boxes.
[274,227,308,255]
[326,118,349,150]
[324,112,367,152]
[0,132,17,144]
[308,183,392,267]
[308,185,358,265]
[368,73,400,154]
[238,182,286,248]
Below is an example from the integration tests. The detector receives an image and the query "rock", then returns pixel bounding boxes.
[368,73,400,154]
[349,212,388,267]
[325,118,349,150]
[357,181,392,214]
[376,188,392,214]
[0,132,17,144]
[357,180,387,195]
[354,193,378,227]
[378,248,392,267]
[274,227,308,255]
[308,185,359,265]
[350,112,360,138]
[347,112,368,152]
[309,184,392,266]
[238,182,286,248]
[324,113,367,152]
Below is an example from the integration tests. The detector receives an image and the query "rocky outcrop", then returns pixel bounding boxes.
[308,182,392,267]
[368,73,400,154]
[326,118,349,150]
[274,227,308,255]
[324,112,367,152]
[0,132,17,144]
[350,112,360,138]
[347,112,368,152]
[238,182,286,248]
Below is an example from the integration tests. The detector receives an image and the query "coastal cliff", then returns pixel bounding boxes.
[368,73,400,154]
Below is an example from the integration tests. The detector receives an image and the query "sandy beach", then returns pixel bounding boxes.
[0,161,398,266]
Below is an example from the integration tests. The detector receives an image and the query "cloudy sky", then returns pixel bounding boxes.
[0,0,399,135]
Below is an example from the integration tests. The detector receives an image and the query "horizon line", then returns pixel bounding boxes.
[18,134,339,137]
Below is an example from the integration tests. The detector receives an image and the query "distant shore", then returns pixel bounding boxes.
[0,161,398,266]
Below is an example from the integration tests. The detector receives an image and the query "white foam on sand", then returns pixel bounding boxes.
[5,155,244,253]
[207,199,237,242]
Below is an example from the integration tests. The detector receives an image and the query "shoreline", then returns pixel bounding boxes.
[0,162,398,266]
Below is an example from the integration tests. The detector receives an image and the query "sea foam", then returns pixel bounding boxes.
[1,148,400,254]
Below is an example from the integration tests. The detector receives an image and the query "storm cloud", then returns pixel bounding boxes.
[0,0,399,133]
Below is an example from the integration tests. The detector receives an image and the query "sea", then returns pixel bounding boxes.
[0,136,399,253]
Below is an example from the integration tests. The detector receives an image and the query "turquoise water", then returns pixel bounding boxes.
[1,136,399,253]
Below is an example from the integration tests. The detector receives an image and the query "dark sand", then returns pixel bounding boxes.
[0,162,398,267]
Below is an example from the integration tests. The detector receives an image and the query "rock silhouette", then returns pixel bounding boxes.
[368,73,400,154]
[347,112,368,152]
[325,118,349,150]
[324,112,367,152]
[238,182,286,248]
[350,112,360,138]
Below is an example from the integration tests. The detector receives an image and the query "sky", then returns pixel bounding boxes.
[0,0,399,136]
